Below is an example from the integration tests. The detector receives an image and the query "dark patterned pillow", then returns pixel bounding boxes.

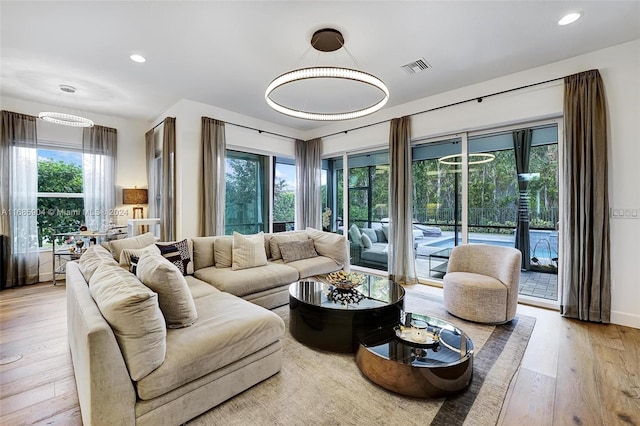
[129,255,140,275]
[279,239,318,263]
[156,239,191,275]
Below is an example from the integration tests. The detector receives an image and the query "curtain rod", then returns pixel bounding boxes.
[316,76,565,140]
[224,121,296,141]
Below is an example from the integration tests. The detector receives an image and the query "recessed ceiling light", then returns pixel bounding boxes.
[558,12,582,26]
[130,54,146,63]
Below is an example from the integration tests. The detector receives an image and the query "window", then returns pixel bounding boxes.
[37,147,84,247]
[273,157,295,232]
[225,150,269,235]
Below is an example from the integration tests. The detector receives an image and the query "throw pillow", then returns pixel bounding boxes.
[381,224,390,242]
[119,244,161,270]
[361,228,378,243]
[375,228,386,243]
[305,227,349,270]
[136,253,198,329]
[232,232,268,271]
[156,239,191,275]
[348,224,362,246]
[89,263,166,381]
[361,233,373,249]
[269,232,308,260]
[129,255,140,274]
[108,232,156,262]
[78,244,119,282]
[213,236,234,268]
[279,239,318,263]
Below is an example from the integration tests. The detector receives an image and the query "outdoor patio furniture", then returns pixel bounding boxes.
[443,244,521,324]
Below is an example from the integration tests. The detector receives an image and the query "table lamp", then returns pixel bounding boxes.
[123,188,148,219]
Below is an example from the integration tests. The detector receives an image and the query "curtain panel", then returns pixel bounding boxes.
[513,128,532,271]
[145,129,157,219]
[295,138,322,230]
[561,69,611,323]
[82,125,117,232]
[200,117,226,236]
[1,110,39,288]
[161,117,176,241]
[388,116,417,284]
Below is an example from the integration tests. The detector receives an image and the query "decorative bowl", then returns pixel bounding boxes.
[325,271,366,290]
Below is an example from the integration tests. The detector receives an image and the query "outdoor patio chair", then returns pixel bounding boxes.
[443,244,521,324]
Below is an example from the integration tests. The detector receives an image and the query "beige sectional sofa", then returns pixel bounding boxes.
[67,228,348,425]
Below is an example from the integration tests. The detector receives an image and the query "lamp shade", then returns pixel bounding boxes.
[122,188,148,205]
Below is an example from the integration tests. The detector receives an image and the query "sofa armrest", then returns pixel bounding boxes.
[66,262,136,426]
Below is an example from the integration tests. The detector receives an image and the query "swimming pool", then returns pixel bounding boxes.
[420,230,558,260]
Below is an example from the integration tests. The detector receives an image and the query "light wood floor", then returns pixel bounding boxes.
[1,282,638,425]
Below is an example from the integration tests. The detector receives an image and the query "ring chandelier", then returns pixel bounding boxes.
[39,85,94,128]
[265,28,389,121]
[438,153,496,166]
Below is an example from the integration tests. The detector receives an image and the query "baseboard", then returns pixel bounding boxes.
[611,310,640,329]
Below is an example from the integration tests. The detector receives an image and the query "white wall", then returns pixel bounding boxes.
[0,96,150,282]
[152,98,302,240]
[309,40,640,328]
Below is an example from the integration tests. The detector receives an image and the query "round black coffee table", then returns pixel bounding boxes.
[356,312,473,398]
[289,274,405,353]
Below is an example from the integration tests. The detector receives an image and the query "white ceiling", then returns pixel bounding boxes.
[1,1,639,132]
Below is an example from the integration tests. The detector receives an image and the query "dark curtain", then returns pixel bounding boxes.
[161,117,176,240]
[561,69,611,323]
[513,129,532,271]
[200,117,226,236]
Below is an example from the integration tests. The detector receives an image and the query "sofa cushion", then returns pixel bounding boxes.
[382,224,390,242]
[119,244,161,271]
[279,239,318,263]
[269,231,308,261]
[232,232,268,271]
[361,228,378,243]
[108,232,156,262]
[184,276,220,300]
[214,236,233,268]
[282,256,341,279]
[191,236,216,270]
[135,291,285,400]
[375,228,386,243]
[78,244,119,282]
[194,263,298,297]
[361,233,373,249]
[305,227,349,268]
[348,224,362,246]
[136,253,198,329]
[360,243,389,265]
[89,263,166,381]
[156,239,191,275]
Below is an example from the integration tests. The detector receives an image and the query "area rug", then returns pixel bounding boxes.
[189,288,535,426]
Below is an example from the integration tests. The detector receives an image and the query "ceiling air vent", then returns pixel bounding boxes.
[401,58,431,74]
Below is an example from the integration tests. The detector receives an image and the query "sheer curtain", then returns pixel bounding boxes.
[561,69,611,323]
[145,129,158,219]
[295,138,322,230]
[1,110,39,288]
[83,125,117,232]
[388,116,417,284]
[161,117,176,240]
[200,117,226,236]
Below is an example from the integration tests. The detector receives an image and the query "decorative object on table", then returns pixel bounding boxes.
[322,207,332,232]
[123,187,149,219]
[75,239,85,250]
[394,323,439,347]
[327,286,365,305]
[325,271,366,290]
[79,225,88,232]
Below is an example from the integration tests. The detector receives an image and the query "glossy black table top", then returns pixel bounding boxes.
[289,274,405,311]
[359,312,474,368]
